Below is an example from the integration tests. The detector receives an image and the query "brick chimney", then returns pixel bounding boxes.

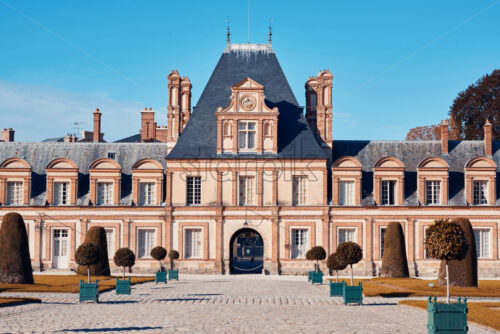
[180,76,192,133]
[141,107,156,142]
[484,119,492,156]
[1,128,14,142]
[93,108,102,143]
[440,119,449,154]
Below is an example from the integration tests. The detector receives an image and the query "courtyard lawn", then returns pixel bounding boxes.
[399,300,500,332]
[0,275,154,293]
[0,297,41,307]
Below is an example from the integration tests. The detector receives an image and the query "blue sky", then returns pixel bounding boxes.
[1,0,499,142]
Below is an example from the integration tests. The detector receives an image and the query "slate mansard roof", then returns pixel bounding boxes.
[167,44,327,160]
[332,140,500,206]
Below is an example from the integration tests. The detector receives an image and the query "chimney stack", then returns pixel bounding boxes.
[93,108,102,143]
[440,120,449,154]
[1,128,14,142]
[141,107,156,142]
[484,119,492,156]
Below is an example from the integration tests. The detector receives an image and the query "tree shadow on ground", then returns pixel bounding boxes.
[187,293,222,296]
[56,327,162,332]
[379,292,414,298]
[156,297,210,302]
[103,300,137,304]
[364,302,398,306]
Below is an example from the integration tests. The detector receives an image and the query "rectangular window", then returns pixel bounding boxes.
[381,180,396,205]
[139,182,156,206]
[105,229,114,258]
[291,228,308,259]
[473,181,488,205]
[292,176,308,206]
[184,228,202,259]
[53,229,68,257]
[6,181,23,205]
[338,228,356,246]
[239,176,255,206]
[425,180,441,205]
[380,227,386,258]
[474,228,490,259]
[53,182,69,205]
[339,181,355,205]
[186,176,201,205]
[97,182,113,205]
[238,121,256,150]
[137,229,155,258]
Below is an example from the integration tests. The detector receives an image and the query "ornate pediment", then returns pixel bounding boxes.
[217,78,278,114]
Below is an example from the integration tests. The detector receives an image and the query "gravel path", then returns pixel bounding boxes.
[0,276,497,333]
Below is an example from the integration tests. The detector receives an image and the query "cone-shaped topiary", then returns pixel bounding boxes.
[381,222,409,278]
[76,226,110,276]
[327,252,347,282]
[425,219,466,303]
[168,250,179,270]
[0,212,34,284]
[336,242,363,285]
[75,242,100,283]
[437,218,478,287]
[306,246,326,273]
[113,248,136,279]
[150,246,167,272]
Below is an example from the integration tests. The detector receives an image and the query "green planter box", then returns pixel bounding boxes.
[168,269,179,280]
[311,271,323,284]
[155,271,167,284]
[329,280,345,297]
[343,282,362,305]
[79,280,99,303]
[115,278,131,295]
[308,271,314,281]
[427,296,468,333]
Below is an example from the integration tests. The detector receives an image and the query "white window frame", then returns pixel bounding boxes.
[290,228,309,259]
[6,181,23,205]
[137,228,156,259]
[53,181,69,205]
[473,228,491,259]
[381,180,396,205]
[238,121,257,151]
[184,228,203,259]
[52,228,69,257]
[239,176,255,206]
[473,180,488,205]
[139,182,156,206]
[338,180,355,206]
[97,182,113,205]
[186,176,201,206]
[337,227,356,246]
[105,228,115,258]
[425,180,441,205]
[292,175,308,206]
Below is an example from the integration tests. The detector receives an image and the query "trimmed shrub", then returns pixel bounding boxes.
[150,246,167,272]
[113,248,136,279]
[327,252,347,282]
[425,219,466,303]
[168,250,179,270]
[336,242,363,285]
[76,226,110,276]
[437,218,478,287]
[0,212,34,284]
[381,222,409,278]
[75,242,100,283]
[307,246,326,272]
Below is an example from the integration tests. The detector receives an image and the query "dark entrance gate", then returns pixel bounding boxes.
[229,228,264,274]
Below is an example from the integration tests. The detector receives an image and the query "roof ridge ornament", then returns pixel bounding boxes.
[268,18,273,45]
[226,18,230,46]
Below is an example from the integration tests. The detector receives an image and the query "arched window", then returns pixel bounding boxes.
[264,122,271,136]
[223,122,231,136]
[373,156,405,206]
[332,156,362,206]
[465,157,497,205]
[417,157,449,205]
[132,159,164,206]
[45,158,78,205]
[89,158,121,206]
[0,158,32,206]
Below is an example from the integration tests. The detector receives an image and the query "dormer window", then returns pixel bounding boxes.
[465,157,497,206]
[45,158,78,206]
[417,157,449,206]
[373,157,405,206]
[0,158,32,206]
[238,121,256,151]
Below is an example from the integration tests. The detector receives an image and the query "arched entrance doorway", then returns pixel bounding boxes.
[230,228,264,274]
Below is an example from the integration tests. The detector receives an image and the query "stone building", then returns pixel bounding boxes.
[0,42,498,277]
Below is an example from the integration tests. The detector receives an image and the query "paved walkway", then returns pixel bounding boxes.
[0,275,497,333]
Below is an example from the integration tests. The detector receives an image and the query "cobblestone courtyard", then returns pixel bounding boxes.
[0,275,497,333]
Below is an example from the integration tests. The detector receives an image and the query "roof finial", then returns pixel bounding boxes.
[226,17,230,46]
[268,18,273,45]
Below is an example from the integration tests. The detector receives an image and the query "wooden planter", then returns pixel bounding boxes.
[168,269,179,281]
[427,296,468,333]
[343,282,362,305]
[329,280,345,297]
[79,280,99,303]
[308,271,314,281]
[115,278,131,295]
[311,271,323,285]
[155,271,167,284]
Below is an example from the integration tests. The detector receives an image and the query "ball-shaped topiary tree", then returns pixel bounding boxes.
[425,219,466,303]
[307,246,327,273]
[336,242,363,285]
[113,248,136,279]
[437,218,477,287]
[0,212,34,284]
[150,246,167,272]
[168,250,179,270]
[327,252,347,282]
[76,226,110,276]
[381,222,409,278]
[75,242,100,283]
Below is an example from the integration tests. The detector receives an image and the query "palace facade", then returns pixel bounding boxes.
[0,42,499,277]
